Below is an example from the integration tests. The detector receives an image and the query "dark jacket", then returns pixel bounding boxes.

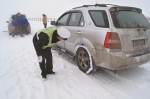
[12,20,17,27]
[13,15,21,25]
[33,30,60,56]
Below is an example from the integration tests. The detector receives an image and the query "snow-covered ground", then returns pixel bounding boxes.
[0,19,150,99]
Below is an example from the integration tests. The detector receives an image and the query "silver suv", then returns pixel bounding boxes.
[51,4,150,73]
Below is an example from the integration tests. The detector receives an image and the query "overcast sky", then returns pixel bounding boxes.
[0,0,150,19]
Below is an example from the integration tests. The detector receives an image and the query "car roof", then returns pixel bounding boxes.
[71,4,142,12]
[72,4,118,9]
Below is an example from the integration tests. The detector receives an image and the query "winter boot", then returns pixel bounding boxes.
[47,71,55,75]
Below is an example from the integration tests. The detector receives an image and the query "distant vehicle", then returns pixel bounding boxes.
[6,14,31,35]
[51,4,150,73]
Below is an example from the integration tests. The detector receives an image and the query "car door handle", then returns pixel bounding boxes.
[77,31,82,34]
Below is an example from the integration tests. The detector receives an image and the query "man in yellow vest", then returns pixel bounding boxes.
[33,27,70,79]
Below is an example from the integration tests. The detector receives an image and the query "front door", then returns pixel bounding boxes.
[64,11,85,53]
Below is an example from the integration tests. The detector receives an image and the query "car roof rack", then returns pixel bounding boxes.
[73,4,118,9]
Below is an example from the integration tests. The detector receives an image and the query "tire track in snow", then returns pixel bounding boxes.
[88,67,150,99]
[53,45,150,99]
[0,32,48,99]
[88,69,132,99]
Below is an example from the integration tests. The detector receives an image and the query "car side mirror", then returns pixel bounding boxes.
[6,21,9,23]
[51,21,56,25]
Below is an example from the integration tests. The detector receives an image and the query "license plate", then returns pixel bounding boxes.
[133,39,145,47]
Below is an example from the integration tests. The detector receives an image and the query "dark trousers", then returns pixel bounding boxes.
[43,23,47,28]
[21,25,29,34]
[13,26,22,36]
[33,36,53,77]
[39,48,53,76]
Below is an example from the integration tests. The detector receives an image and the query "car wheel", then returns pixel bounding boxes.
[76,48,92,73]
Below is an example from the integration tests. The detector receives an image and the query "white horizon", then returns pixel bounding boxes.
[0,0,150,20]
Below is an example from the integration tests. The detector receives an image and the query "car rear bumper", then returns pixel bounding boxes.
[8,24,31,33]
[95,49,150,70]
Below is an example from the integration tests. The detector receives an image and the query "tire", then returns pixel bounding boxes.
[76,48,92,73]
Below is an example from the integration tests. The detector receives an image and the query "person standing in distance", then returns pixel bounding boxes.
[33,27,70,79]
[42,14,47,28]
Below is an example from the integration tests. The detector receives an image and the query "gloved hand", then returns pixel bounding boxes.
[38,56,42,63]
[63,38,68,40]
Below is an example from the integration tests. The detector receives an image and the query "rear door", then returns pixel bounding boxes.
[110,8,150,54]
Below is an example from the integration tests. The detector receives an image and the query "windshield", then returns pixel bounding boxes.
[111,11,150,28]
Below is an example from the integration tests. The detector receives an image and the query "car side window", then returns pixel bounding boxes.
[89,10,109,28]
[68,12,82,26]
[57,13,70,26]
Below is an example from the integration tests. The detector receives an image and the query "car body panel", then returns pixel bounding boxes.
[65,26,85,52]
[96,48,150,70]
[116,28,150,54]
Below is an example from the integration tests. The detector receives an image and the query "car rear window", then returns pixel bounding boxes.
[89,10,109,28]
[110,11,150,28]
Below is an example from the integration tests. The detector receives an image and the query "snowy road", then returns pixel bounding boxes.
[89,66,150,99]
[0,20,150,99]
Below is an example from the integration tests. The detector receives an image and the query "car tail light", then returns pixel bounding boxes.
[104,32,121,49]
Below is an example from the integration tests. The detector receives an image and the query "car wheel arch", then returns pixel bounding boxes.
[73,37,96,58]
[74,44,97,74]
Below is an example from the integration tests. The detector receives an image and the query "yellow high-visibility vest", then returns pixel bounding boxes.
[37,27,57,49]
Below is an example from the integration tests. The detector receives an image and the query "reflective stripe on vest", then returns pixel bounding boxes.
[37,27,57,49]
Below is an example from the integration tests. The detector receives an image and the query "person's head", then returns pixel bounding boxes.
[57,27,70,41]
[42,14,46,16]
[17,12,21,17]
